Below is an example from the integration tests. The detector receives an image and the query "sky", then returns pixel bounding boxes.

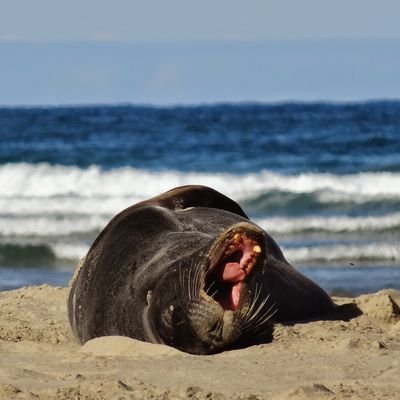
[1,0,400,105]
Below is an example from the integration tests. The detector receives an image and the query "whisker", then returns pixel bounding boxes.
[240,282,261,320]
[187,262,194,303]
[248,283,264,315]
[249,308,278,340]
[205,280,217,295]
[194,263,200,299]
[250,305,278,332]
[243,293,270,326]
[209,289,219,299]
[178,264,189,312]
[188,261,193,302]
[192,262,197,301]
[249,297,273,324]
[195,260,203,297]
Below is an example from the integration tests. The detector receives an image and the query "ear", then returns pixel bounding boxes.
[146,185,249,219]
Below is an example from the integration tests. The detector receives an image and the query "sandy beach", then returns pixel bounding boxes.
[0,285,398,399]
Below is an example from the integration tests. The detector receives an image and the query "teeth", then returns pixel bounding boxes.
[224,244,236,256]
[242,259,255,272]
[233,233,242,242]
[253,245,262,254]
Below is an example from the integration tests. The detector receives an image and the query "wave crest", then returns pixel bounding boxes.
[1,163,399,269]
[1,162,400,201]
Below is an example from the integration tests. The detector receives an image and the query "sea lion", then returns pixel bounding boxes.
[68,185,334,355]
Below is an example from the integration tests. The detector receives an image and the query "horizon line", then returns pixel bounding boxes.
[1,98,400,110]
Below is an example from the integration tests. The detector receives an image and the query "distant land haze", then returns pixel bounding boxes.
[1,39,400,105]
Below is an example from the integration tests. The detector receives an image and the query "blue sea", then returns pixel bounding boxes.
[0,102,399,295]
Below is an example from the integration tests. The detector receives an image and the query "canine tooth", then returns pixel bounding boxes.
[253,245,262,254]
[233,233,242,242]
[224,245,234,256]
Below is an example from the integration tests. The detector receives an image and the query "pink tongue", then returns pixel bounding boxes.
[231,283,242,307]
[219,282,242,310]
[221,263,246,282]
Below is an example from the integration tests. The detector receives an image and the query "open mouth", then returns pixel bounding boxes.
[205,231,263,312]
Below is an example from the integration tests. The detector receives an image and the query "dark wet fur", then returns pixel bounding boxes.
[68,185,335,355]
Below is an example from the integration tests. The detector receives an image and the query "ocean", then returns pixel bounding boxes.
[0,102,399,295]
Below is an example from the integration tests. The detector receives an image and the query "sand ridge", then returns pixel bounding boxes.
[0,285,399,399]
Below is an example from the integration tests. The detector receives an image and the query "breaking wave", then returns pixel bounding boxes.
[1,163,399,268]
[1,162,400,200]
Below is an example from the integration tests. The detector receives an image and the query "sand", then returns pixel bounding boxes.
[0,285,399,399]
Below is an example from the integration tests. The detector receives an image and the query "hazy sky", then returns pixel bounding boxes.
[1,1,400,105]
[2,0,400,42]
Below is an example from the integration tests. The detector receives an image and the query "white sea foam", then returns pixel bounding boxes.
[1,163,400,202]
[51,242,90,261]
[0,162,399,239]
[1,163,399,268]
[0,197,137,216]
[0,215,108,237]
[1,236,397,266]
[256,213,400,234]
[283,243,400,265]
[35,241,400,265]
[1,213,398,239]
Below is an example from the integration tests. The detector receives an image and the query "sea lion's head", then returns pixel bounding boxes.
[145,222,280,355]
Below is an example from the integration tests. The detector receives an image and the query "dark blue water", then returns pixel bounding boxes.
[2,102,400,173]
[1,101,399,294]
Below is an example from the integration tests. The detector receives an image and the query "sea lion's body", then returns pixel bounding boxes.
[69,185,334,354]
